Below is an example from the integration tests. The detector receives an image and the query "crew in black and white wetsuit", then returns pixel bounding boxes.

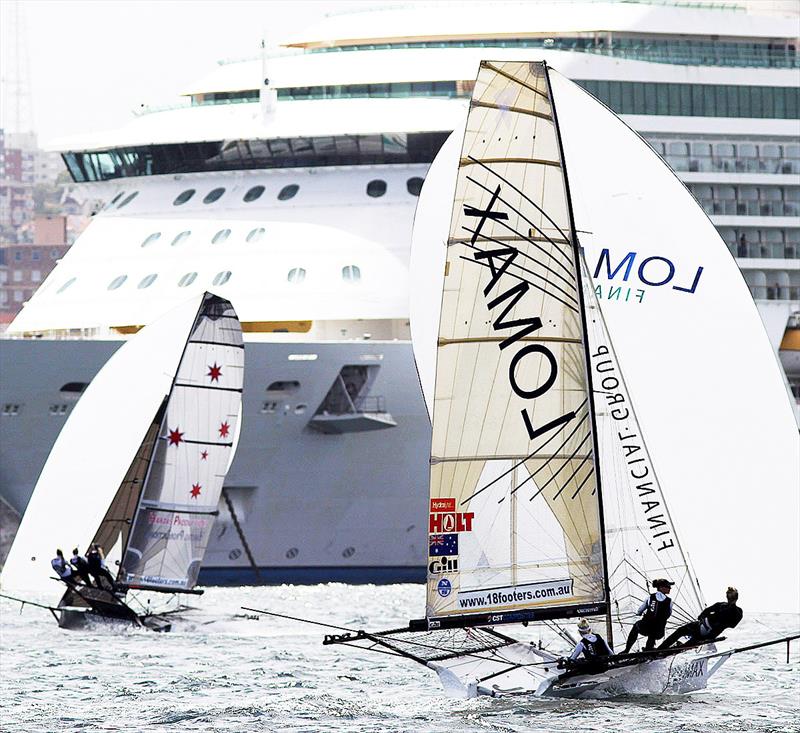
[70,548,94,587]
[86,544,116,589]
[623,578,674,653]
[51,549,78,587]
[569,619,614,662]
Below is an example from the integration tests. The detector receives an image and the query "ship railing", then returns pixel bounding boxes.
[750,285,800,302]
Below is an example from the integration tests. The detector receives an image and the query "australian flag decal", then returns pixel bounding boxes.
[429,533,459,556]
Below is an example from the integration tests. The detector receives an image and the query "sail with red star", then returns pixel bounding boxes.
[119,293,244,592]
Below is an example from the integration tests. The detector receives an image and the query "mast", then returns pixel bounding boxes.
[542,63,614,646]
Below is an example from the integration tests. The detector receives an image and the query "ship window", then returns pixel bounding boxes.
[171,230,191,246]
[108,275,128,290]
[203,187,225,204]
[287,267,306,283]
[713,143,734,157]
[667,142,688,156]
[117,191,138,209]
[60,382,87,395]
[109,192,124,206]
[178,272,198,287]
[246,227,265,243]
[244,185,265,202]
[406,177,424,196]
[141,232,161,247]
[57,277,76,294]
[691,142,711,157]
[277,184,299,201]
[49,404,68,416]
[173,189,196,206]
[2,404,21,416]
[212,270,232,286]
[212,228,231,244]
[294,404,307,415]
[267,380,300,394]
[261,401,278,414]
[138,273,158,289]
[342,265,361,282]
[366,179,387,198]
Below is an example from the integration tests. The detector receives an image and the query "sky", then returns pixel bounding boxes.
[0,0,366,143]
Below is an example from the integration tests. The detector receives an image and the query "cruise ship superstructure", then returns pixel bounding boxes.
[1,1,797,583]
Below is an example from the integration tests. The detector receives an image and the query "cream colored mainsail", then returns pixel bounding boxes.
[426,61,606,623]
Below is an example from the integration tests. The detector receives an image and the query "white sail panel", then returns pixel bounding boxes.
[426,61,606,624]
[549,70,800,613]
[121,295,244,590]
[0,295,206,604]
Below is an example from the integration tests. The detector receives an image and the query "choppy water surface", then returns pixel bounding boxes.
[1,585,798,732]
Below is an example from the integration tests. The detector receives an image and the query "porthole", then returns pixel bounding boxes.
[246,227,265,243]
[171,230,191,246]
[138,273,158,289]
[287,267,306,283]
[406,177,424,196]
[212,228,231,244]
[366,179,387,198]
[173,189,196,206]
[57,277,76,294]
[141,232,161,248]
[285,547,299,559]
[117,191,138,209]
[342,265,361,282]
[203,187,225,204]
[178,272,198,288]
[244,185,265,203]
[294,404,307,415]
[212,270,231,286]
[342,547,356,558]
[277,184,299,201]
[108,275,128,290]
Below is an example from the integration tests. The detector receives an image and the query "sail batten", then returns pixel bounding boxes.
[424,61,607,628]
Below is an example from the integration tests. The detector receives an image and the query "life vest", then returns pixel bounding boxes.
[51,557,72,578]
[641,592,671,634]
[72,555,88,571]
[581,633,611,659]
[86,551,102,570]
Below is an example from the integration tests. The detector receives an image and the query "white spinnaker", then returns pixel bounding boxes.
[122,295,244,590]
[548,70,800,613]
[0,294,206,606]
[426,61,606,622]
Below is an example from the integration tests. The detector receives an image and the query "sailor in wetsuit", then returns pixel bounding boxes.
[623,578,674,653]
[86,544,116,589]
[563,619,614,673]
[51,549,78,587]
[70,548,94,587]
[659,587,743,649]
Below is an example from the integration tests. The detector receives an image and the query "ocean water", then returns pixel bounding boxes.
[1,585,798,733]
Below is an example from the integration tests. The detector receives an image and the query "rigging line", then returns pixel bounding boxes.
[461,219,575,287]
[569,469,595,500]
[512,412,590,485]
[173,383,243,393]
[459,235,579,306]
[189,340,245,350]
[164,438,233,447]
[459,255,579,315]
[464,175,575,275]
[460,402,588,504]
[466,155,571,245]
[549,455,593,501]
[526,434,592,502]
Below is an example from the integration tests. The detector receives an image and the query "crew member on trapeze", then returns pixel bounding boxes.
[659,587,743,649]
[622,578,674,653]
[70,547,94,587]
[561,619,614,672]
[51,549,78,587]
[86,544,116,589]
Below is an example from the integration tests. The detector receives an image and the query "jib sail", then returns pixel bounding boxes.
[425,61,608,628]
[120,294,244,591]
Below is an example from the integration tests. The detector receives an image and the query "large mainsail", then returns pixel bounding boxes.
[425,61,607,628]
[119,294,244,591]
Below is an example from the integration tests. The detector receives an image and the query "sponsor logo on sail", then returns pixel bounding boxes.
[429,533,459,556]
[429,512,474,534]
[437,578,453,597]
[428,555,459,575]
[456,579,573,610]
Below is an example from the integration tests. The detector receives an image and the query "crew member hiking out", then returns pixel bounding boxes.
[51,549,77,587]
[86,544,116,590]
[623,578,674,653]
[560,619,614,675]
[659,587,743,649]
[70,548,94,587]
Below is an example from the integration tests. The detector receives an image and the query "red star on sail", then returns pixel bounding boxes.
[200,450,208,460]
[190,483,202,499]
[167,428,184,446]
[218,421,230,438]
[207,362,223,382]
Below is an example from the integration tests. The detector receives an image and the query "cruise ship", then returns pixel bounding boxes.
[1,1,797,583]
